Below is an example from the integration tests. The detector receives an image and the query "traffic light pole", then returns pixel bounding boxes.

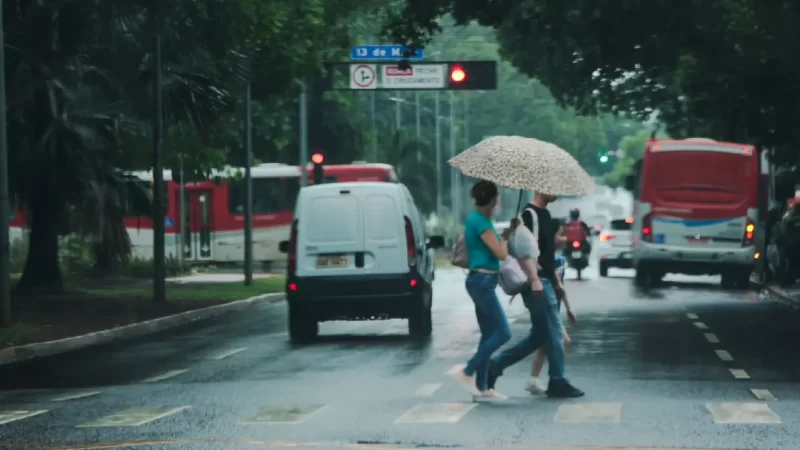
[0,0,11,326]
[449,92,456,216]
[434,91,442,216]
[152,33,166,304]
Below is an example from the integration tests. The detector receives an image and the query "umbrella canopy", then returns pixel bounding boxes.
[448,135,595,196]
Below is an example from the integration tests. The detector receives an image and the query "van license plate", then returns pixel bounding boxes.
[316,254,349,268]
[571,251,582,259]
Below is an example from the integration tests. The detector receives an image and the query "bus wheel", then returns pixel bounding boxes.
[720,274,737,289]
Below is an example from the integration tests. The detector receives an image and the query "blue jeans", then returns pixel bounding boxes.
[464,272,512,390]
[490,278,566,380]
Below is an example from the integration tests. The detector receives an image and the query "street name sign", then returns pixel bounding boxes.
[350,45,424,60]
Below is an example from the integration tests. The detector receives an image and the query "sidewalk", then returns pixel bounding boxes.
[751,273,800,308]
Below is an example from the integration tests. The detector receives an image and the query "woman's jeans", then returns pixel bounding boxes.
[464,272,512,390]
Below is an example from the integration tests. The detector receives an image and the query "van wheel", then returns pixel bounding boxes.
[599,263,608,277]
[288,304,318,342]
[408,288,433,338]
[634,268,653,288]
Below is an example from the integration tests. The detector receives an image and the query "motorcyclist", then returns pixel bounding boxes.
[565,209,592,256]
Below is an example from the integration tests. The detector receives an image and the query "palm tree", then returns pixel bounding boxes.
[384,130,437,214]
[5,0,238,292]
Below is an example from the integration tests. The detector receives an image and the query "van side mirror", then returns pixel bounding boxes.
[427,235,445,249]
[278,240,289,253]
[624,174,636,192]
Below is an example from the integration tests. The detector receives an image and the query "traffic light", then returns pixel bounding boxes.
[311,152,324,184]
[598,147,609,164]
[446,61,497,90]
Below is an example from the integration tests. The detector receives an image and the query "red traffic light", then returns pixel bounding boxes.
[450,64,466,83]
[311,153,324,164]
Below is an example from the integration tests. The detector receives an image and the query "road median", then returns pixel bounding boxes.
[0,276,286,365]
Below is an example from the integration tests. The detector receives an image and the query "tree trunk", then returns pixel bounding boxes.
[17,184,64,293]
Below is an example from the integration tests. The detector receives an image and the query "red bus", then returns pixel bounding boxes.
[9,163,398,266]
[627,138,763,288]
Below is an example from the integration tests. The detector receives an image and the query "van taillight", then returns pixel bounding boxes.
[641,213,653,242]
[404,217,416,267]
[743,218,755,246]
[288,220,298,278]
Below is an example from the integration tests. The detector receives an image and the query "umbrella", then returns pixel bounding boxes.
[448,135,595,196]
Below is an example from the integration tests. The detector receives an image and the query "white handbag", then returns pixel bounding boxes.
[498,256,528,297]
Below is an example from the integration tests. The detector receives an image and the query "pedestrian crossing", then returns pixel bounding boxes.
[0,391,787,429]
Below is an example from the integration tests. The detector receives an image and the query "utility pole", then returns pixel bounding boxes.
[178,155,185,263]
[298,82,308,186]
[395,94,401,131]
[152,33,166,304]
[370,92,377,162]
[434,91,442,216]
[449,92,456,216]
[0,0,11,325]
[243,75,253,285]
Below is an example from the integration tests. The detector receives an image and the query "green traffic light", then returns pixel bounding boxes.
[600,155,609,163]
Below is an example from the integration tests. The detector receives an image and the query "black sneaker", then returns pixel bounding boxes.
[546,379,584,398]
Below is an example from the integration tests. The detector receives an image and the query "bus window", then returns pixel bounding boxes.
[228,178,300,214]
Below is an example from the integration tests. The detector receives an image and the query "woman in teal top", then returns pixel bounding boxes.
[450,180,517,401]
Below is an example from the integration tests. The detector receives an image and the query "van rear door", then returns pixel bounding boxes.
[296,185,406,277]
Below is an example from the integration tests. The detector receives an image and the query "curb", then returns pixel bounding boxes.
[0,292,285,366]
[751,276,800,310]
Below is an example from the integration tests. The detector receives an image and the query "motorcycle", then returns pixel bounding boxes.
[566,240,589,280]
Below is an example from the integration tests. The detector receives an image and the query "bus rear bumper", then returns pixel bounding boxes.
[633,243,755,276]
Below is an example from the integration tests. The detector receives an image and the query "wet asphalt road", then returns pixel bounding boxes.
[1,262,800,450]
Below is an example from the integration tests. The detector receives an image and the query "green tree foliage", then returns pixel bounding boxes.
[382,0,800,169]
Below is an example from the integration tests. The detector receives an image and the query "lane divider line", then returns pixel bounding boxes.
[51,391,101,402]
[715,350,734,362]
[209,348,247,360]
[686,313,699,320]
[750,389,777,401]
[729,369,750,379]
[693,322,709,330]
[141,369,189,383]
[704,333,720,344]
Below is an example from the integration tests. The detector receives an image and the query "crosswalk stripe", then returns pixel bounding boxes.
[141,369,189,383]
[554,403,622,423]
[51,391,101,402]
[750,389,777,401]
[715,350,734,361]
[414,384,442,396]
[706,403,781,424]
[394,403,477,424]
[0,410,47,425]
[241,404,329,424]
[76,406,191,428]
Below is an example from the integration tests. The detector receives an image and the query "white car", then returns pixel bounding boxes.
[597,218,634,277]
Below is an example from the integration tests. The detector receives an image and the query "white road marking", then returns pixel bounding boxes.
[141,369,189,383]
[51,391,101,402]
[209,348,247,360]
[241,404,329,424]
[394,403,477,424]
[554,403,622,423]
[415,384,442,396]
[715,350,734,361]
[686,313,698,319]
[704,333,720,343]
[445,364,464,375]
[729,369,750,379]
[693,322,709,330]
[750,389,777,401]
[0,410,47,425]
[77,406,190,428]
[706,402,780,424]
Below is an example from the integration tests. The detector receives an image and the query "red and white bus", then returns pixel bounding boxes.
[627,138,766,288]
[9,162,398,266]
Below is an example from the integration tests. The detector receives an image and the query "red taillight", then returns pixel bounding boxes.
[743,218,755,246]
[599,233,615,242]
[287,220,298,276]
[641,213,653,242]
[410,278,418,287]
[404,216,417,266]
[572,241,581,249]
[288,283,297,291]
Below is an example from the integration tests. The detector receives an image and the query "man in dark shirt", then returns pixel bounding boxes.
[486,192,584,398]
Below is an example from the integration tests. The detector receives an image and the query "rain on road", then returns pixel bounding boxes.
[0,261,799,450]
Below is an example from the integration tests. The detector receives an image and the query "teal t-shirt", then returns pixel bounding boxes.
[464,210,501,271]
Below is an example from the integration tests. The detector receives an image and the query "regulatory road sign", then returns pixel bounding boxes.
[351,45,424,60]
[382,64,446,89]
[349,64,377,89]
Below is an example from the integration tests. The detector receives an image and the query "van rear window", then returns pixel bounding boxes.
[609,219,632,231]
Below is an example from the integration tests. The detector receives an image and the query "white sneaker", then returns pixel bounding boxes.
[473,389,508,402]
[524,378,546,395]
[450,364,481,396]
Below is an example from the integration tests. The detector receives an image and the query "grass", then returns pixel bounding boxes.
[0,323,41,348]
[79,276,286,302]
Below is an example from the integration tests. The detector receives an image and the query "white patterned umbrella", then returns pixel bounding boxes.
[448,135,595,196]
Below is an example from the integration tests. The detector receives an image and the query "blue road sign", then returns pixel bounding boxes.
[165,218,174,228]
[350,45,424,61]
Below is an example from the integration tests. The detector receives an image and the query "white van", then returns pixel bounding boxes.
[278,182,444,341]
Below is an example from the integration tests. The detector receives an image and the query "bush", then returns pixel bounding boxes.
[122,256,191,279]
